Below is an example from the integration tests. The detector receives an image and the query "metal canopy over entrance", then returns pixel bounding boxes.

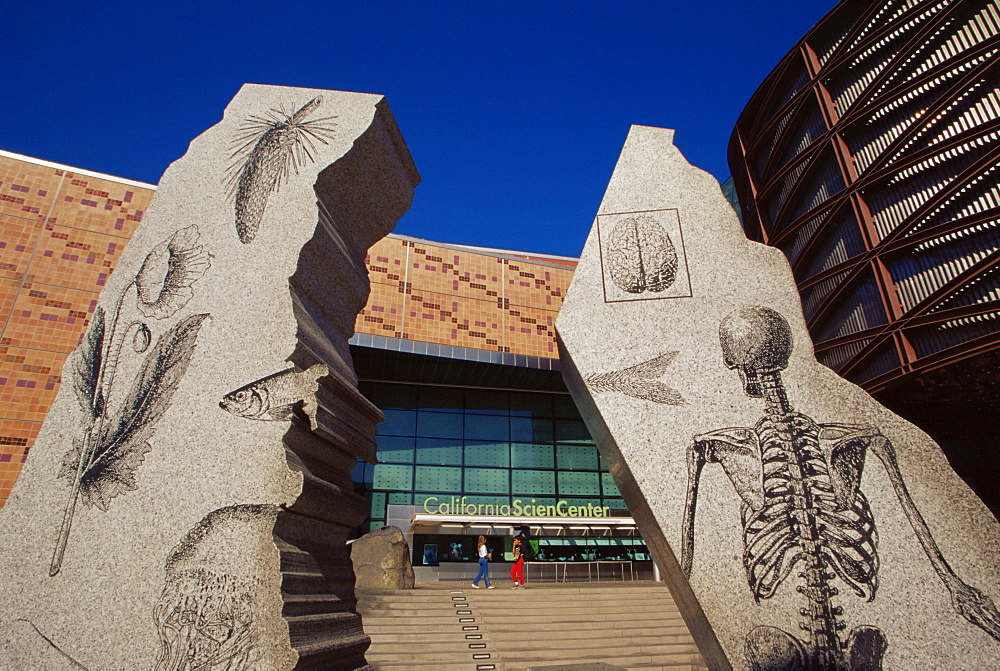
[410,513,638,537]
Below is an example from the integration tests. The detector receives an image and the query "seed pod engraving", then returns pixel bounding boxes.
[607,216,678,293]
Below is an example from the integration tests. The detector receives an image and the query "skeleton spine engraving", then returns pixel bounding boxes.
[744,374,879,669]
[225,97,338,244]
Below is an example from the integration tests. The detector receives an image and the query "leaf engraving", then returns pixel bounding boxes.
[584,352,684,405]
[58,313,209,511]
[72,307,105,419]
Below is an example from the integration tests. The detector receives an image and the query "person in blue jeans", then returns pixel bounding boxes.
[471,535,494,589]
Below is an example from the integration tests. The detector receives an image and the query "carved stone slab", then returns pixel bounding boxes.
[557,125,1000,670]
[0,84,419,669]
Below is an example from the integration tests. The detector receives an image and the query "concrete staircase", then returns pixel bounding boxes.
[357,582,708,670]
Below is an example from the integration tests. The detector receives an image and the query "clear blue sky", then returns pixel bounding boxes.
[2,1,835,257]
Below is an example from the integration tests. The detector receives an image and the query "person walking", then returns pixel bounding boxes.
[472,535,494,589]
[510,533,526,588]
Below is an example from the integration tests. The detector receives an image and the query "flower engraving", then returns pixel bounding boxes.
[136,225,212,320]
[51,224,212,576]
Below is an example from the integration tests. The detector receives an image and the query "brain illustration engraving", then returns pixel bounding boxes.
[607,216,678,294]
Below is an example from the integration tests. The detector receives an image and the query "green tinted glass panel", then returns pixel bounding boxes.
[378,409,416,436]
[464,440,510,467]
[417,411,464,438]
[510,392,552,418]
[372,464,412,490]
[554,396,581,419]
[361,382,416,410]
[510,417,553,442]
[419,386,464,412]
[388,492,412,505]
[557,444,599,471]
[556,419,592,444]
[511,443,554,469]
[512,469,556,495]
[601,472,621,497]
[366,521,386,533]
[415,466,462,492]
[370,492,387,518]
[465,467,509,493]
[376,435,415,463]
[466,389,508,415]
[558,471,600,496]
[465,414,509,441]
[414,438,462,466]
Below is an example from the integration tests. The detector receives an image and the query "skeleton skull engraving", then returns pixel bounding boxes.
[682,306,1000,670]
[607,215,678,294]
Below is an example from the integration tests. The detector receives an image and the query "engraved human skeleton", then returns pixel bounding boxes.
[681,306,1000,670]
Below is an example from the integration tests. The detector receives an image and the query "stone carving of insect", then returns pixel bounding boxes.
[681,306,1000,670]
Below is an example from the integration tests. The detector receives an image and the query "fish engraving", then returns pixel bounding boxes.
[220,364,328,429]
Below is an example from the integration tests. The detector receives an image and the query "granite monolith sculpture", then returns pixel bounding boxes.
[557,125,1000,670]
[0,84,419,669]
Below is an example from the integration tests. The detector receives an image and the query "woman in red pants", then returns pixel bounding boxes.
[510,534,526,588]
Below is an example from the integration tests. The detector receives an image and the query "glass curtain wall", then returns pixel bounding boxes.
[352,382,626,533]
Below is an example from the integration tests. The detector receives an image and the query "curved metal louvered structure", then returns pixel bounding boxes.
[728,0,1000,395]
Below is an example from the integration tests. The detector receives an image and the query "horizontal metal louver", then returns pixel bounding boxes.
[787,211,831,264]
[764,155,815,224]
[813,270,888,341]
[817,338,873,371]
[795,211,869,281]
[850,341,901,383]
[802,270,851,319]
[889,222,1000,310]
[930,262,1000,310]
[909,311,1000,356]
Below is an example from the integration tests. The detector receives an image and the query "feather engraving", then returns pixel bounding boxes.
[584,352,684,405]
[225,97,337,244]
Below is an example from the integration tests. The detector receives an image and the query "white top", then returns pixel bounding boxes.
[479,545,488,559]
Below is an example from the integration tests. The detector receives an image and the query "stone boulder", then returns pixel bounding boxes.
[351,526,415,590]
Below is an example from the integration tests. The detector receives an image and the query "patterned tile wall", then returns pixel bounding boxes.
[0,153,154,507]
[0,153,579,508]
[356,236,577,358]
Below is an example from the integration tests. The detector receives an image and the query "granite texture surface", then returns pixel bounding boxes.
[351,526,415,590]
[0,84,419,669]
[557,125,1000,670]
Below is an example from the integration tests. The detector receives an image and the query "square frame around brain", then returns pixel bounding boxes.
[596,208,692,303]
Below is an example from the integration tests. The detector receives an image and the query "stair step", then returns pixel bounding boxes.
[357,583,704,670]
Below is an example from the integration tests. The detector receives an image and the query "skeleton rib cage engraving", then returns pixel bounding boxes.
[681,306,1000,670]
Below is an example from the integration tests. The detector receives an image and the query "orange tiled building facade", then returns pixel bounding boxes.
[0,151,154,505]
[0,150,577,506]
[360,237,575,359]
